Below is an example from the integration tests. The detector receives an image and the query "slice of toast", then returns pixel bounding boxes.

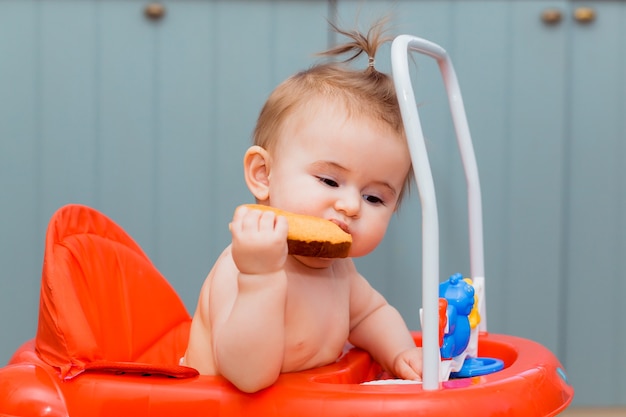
[244,204,352,258]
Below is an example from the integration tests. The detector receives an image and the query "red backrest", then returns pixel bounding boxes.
[35,204,196,379]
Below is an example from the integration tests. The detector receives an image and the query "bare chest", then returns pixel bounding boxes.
[281,271,351,372]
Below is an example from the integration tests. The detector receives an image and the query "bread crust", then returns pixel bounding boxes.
[243,204,352,258]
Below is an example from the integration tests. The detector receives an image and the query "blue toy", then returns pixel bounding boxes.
[437,273,504,378]
[439,273,474,359]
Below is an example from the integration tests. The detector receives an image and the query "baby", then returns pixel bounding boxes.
[183,19,423,393]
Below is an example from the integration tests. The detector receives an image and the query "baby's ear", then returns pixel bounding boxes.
[243,145,271,201]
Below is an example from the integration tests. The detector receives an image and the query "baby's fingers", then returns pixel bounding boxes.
[394,360,422,381]
[393,350,423,381]
[230,205,250,233]
[273,214,288,236]
[258,209,280,232]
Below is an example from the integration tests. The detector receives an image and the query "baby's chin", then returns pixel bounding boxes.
[291,255,338,269]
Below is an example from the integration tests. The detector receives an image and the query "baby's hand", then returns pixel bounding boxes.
[230,205,289,275]
[392,347,423,381]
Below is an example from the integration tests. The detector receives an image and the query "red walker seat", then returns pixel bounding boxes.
[0,204,573,417]
[34,203,196,380]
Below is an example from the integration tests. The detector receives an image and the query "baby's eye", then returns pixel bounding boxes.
[363,195,385,206]
[318,177,339,187]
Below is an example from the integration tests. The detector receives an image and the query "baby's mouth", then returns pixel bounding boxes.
[330,219,350,235]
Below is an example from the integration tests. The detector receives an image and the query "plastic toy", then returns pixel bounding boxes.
[440,273,475,359]
[0,35,573,416]
[436,273,504,379]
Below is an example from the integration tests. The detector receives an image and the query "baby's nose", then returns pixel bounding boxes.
[335,190,361,218]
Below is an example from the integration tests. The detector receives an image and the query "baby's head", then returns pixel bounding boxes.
[252,19,411,205]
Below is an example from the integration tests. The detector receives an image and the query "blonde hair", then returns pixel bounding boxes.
[252,18,412,203]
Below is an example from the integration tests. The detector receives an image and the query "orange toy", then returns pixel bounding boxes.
[0,204,573,416]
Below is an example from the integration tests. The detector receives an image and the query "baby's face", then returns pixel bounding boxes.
[266,98,410,258]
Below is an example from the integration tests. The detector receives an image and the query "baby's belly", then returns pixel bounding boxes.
[282,318,349,372]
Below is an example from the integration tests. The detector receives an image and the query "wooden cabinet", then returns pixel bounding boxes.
[0,0,624,406]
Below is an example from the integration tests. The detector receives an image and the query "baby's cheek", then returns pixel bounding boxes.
[350,225,387,257]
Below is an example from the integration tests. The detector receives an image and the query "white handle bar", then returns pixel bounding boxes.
[391,35,486,390]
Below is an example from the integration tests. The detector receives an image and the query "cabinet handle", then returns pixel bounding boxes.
[541,9,562,25]
[574,7,595,24]
[145,3,166,21]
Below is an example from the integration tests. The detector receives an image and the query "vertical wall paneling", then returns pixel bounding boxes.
[617,10,626,402]
[269,1,331,84]
[98,1,159,255]
[40,1,98,216]
[500,0,568,355]
[564,1,626,405]
[154,1,216,309]
[0,0,41,361]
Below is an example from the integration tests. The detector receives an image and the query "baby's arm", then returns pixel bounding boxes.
[211,205,290,392]
[348,273,422,380]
